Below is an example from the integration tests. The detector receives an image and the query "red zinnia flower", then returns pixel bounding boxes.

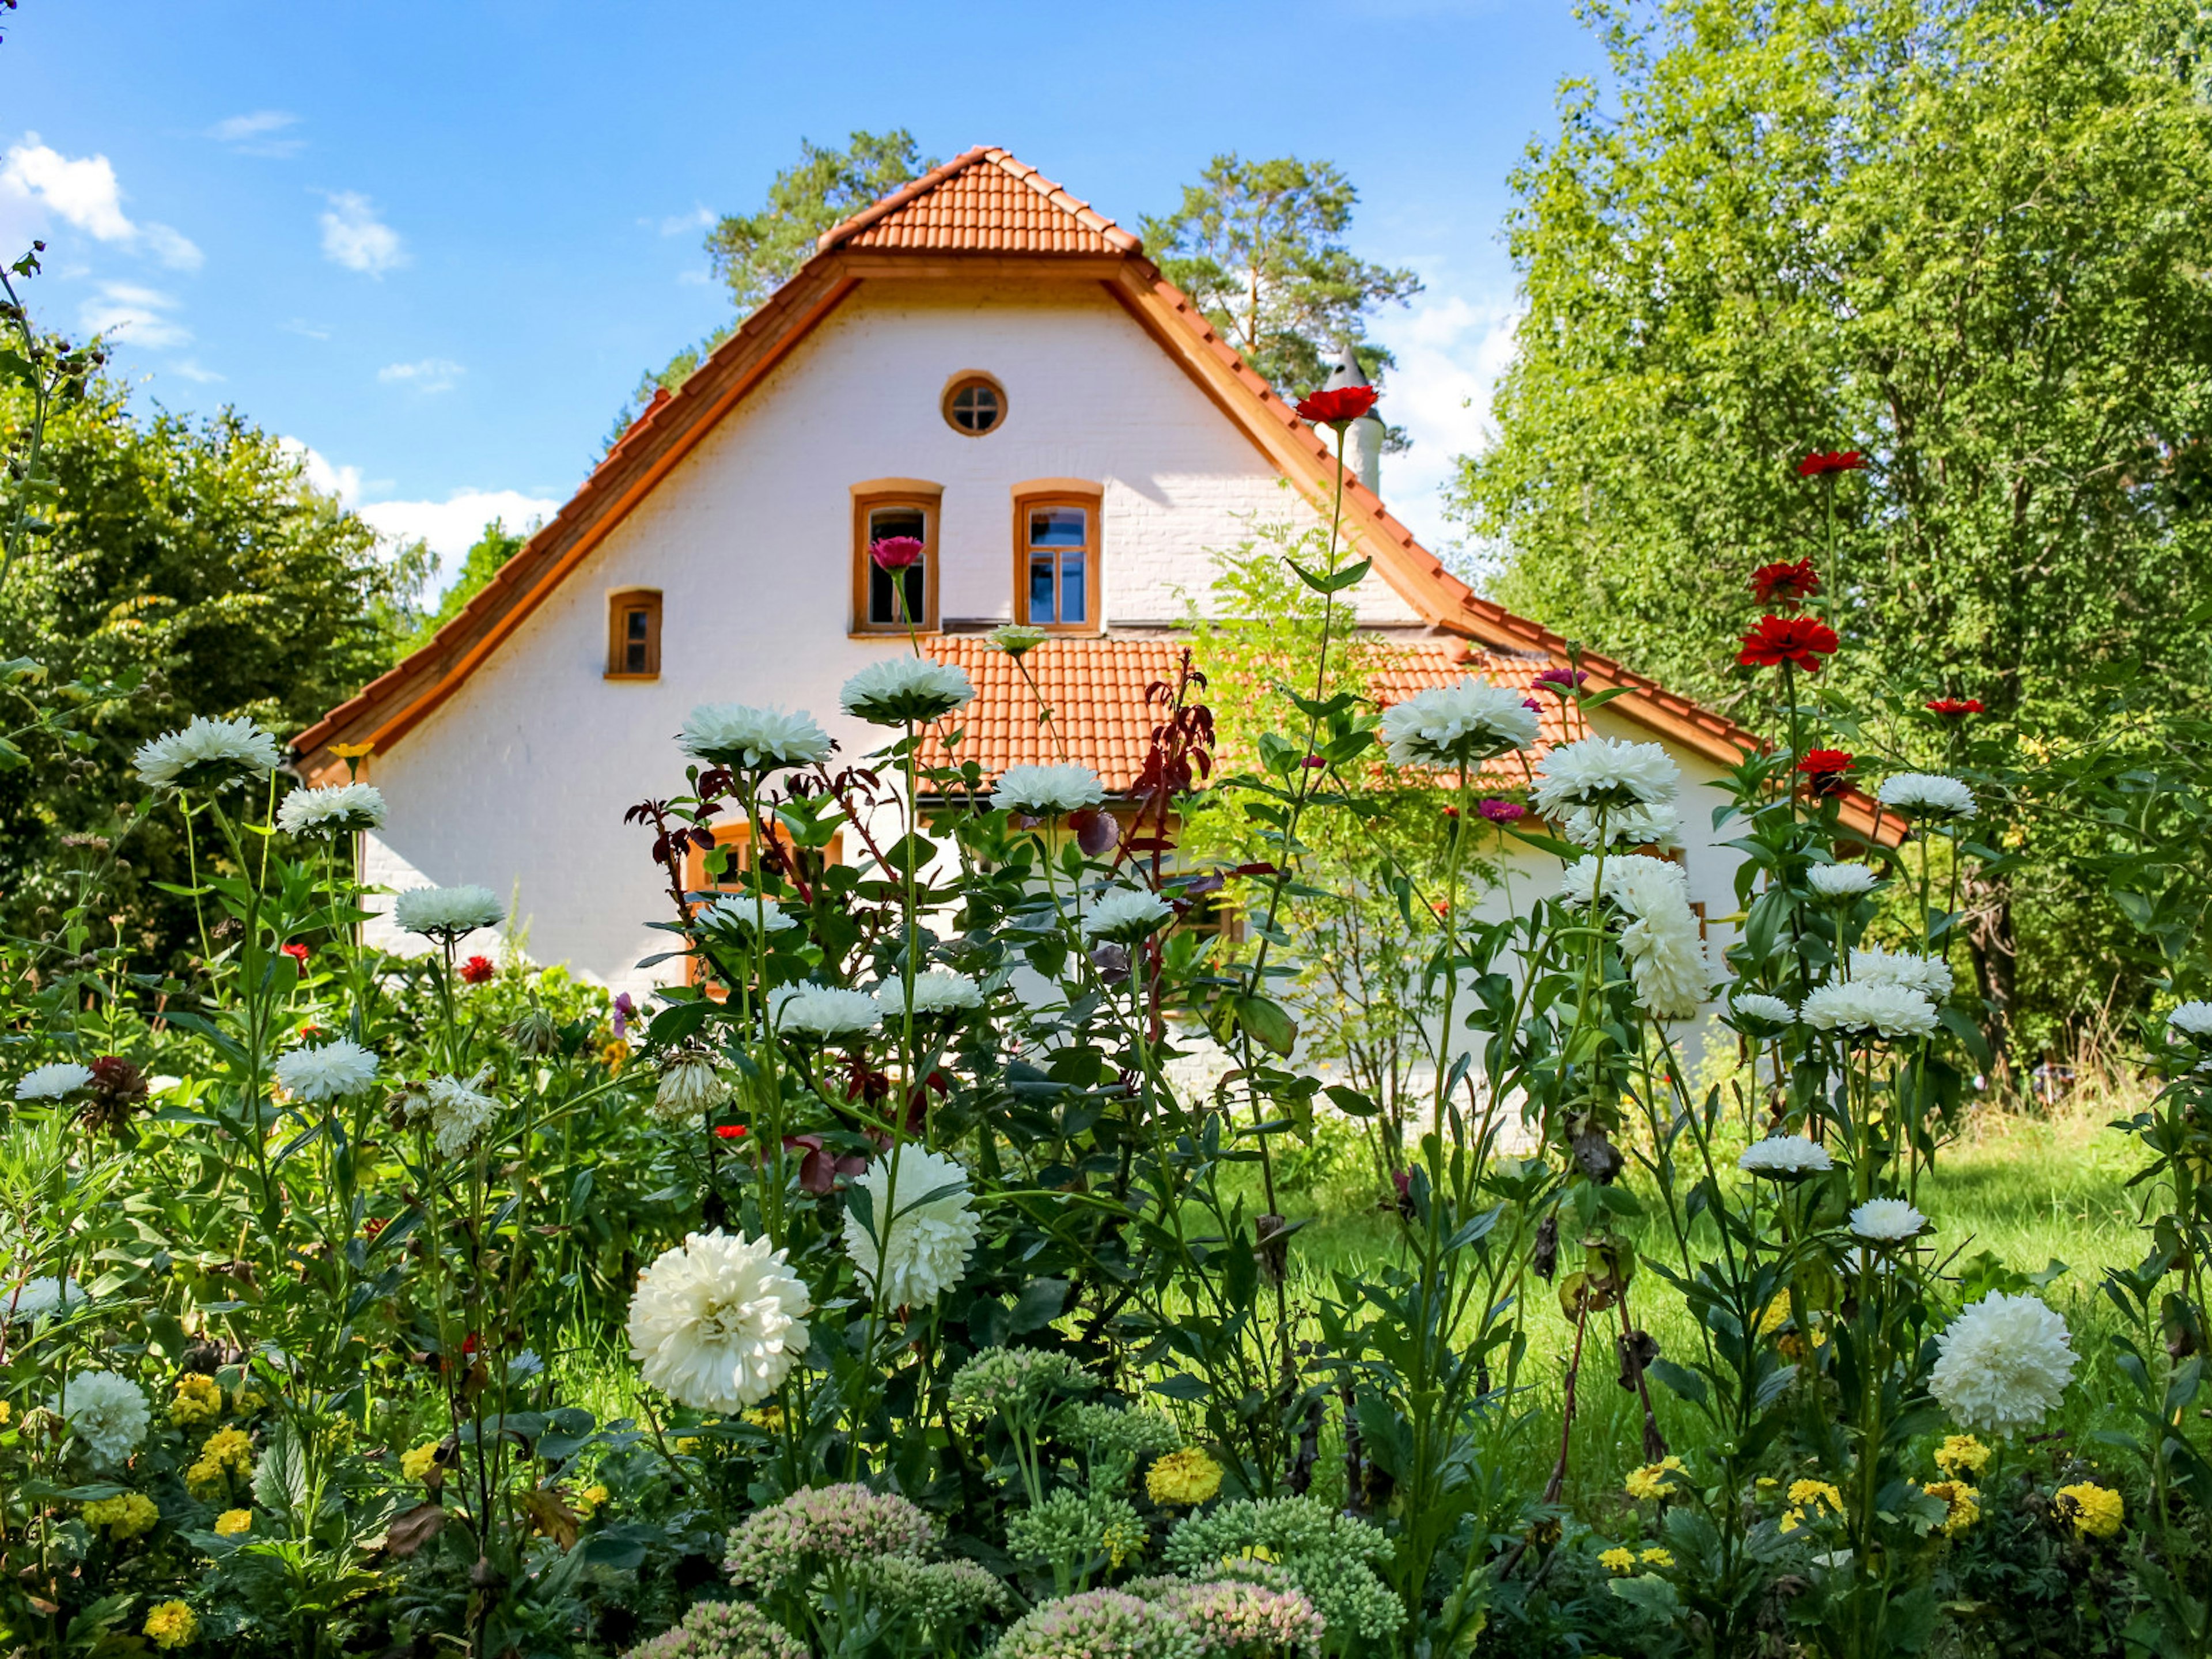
[1795,748,1856,797]
[869,535,925,571]
[1294,385,1380,428]
[460,955,496,985]
[713,1124,748,1141]
[1925,697,1984,718]
[1738,614,1840,672]
[1751,559,1820,608]
[281,942,310,965]
[1797,449,1866,478]
[1532,666,1587,690]
[1478,799,1527,824]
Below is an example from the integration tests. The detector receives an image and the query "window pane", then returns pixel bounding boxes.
[626,609,650,641]
[1028,506,1087,548]
[870,506,926,541]
[866,506,927,624]
[1029,555,1057,623]
[1059,551,1086,624]
[624,639,647,673]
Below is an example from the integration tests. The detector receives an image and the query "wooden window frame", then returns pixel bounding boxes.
[605,588,662,680]
[941,372,1007,437]
[1010,479,1103,635]
[683,821,844,987]
[851,479,943,637]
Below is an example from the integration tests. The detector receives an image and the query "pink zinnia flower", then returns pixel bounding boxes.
[870,536,925,571]
[1478,798,1526,824]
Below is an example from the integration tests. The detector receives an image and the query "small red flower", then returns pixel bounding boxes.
[713,1124,748,1141]
[869,535,925,571]
[1298,755,1327,769]
[1751,559,1821,608]
[1441,805,1460,820]
[1478,798,1527,824]
[1796,748,1856,797]
[1797,449,1866,478]
[1738,614,1840,672]
[1294,385,1380,428]
[281,941,311,966]
[1532,666,1588,690]
[460,955,496,985]
[1925,697,1984,718]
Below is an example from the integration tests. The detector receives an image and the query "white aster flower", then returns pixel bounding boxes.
[1851,946,1955,1002]
[272,1039,380,1103]
[627,1230,812,1413]
[679,703,833,773]
[410,1073,501,1158]
[1082,887,1176,942]
[6,1275,86,1321]
[842,1146,981,1307]
[393,884,505,941]
[1801,979,1938,1041]
[1929,1293,2076,1435]
[989,623,1050,658]
[654,1058,732,1124]
[697,895,800,935]
[276,782,387,836]
[58,1370,149,1465]
[839,657,974,725]
[1738,1134,1833,1176]
[1561,800,1683,851]
[1808,863,1880,898]
[1849,1198,1929,1243]
[1559,854,1718,1020]
[1379,678,1540,767]
[1877,772,1977,822]
[874,970,985,1017]
[14,1062,92,1101]
[1531,737,1680,816]
[133,716,282,792]
[1729,992,1797,1032]
[993,763,1107,817]
[769,983,881,1038]
[2169,1002,2212,1042]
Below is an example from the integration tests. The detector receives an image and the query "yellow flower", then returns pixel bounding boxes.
[1780,1508,1805,1534]
[1640,1546,1675,1567]
[600,1039,630,1073]
[400,1441,442,1484]
[1624,1456,1688,1502]
[170,1375,224,1427]
[742,1405,785,1433]
[1755,1476,1778,1491]
[1219,1544,1279,1572]
[0,1400,14,1426]
[1934,1435,1992,1479]
[2055,1482,2124,1540]
[1923,1481,1979,1536]
[1599,1547,1637,1574]
[329,741,376,760]
[672,1436,701,1455]
[1787,1479,1843,1516]
[1101,1514,1146,1569]
[574,1483,609,1518]
[1147,1447,1224,1507]
[185,1458,224,1498]
[84,1493,160,1539]
[202,1427,253,1475]
[1756,1294,1791,1338]
[143,1600,197,1649]
[232,1388,266,1415]
[214,1509,252,1537]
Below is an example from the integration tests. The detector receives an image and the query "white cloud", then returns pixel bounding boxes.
[1374,286,1521,562]
[78,281,192,349]
[658,204,714,236]
[675,268,711,287]
[166,359,225,383]
[281,317,331,340]
[208,111,304,157]
[276,437,363,503]
[0,134,202,268]
[276,438,557,596]
[319,191,406,275]
[378,357,464,392]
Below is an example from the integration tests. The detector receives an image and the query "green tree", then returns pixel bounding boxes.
[401,516,528,654]
[1453,0,2212,1059]
[1141,154,1422,416]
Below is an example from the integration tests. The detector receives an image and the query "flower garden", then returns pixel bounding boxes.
[5,393,2212,1659]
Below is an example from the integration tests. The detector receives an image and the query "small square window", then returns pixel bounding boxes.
[605,589,661,678]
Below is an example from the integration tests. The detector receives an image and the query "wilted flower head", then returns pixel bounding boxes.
[1877,772,1977,822]
[679,703,834,773]
[843,1145,980,1306]
[1559,854,1716,1020]
[873,969,984,1016]
[654,1058,732,1124]
[1801,979,1938,1041]
[1738,1135,1832,1176]
[839,657,974,726]
[1849,1198,1928,1243]
[1851,946,1955,1002]
[409,1072,501,1157]
[1930,1293,2076,1435]
[724,1483,935,1592]
[1532,737,1680,816]
[134,716,282,791]
[14,1061,92,1101]
[768,983,880,1038]
[1082,886,1176,942]
[393,884,505,941]
[1378,677,1540,767]
[993,762,1107,817]
[58,1370,149,1465]
[273,1038,380,1103]
[627,1230,812,1414]
[1807,863,1880,899]
[276,782,387,836]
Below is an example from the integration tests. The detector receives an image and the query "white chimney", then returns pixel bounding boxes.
[1324,343,1384,496]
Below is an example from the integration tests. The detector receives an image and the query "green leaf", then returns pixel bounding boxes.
[1232,994,1300,1057]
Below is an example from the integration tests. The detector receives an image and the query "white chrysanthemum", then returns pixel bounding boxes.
[393,885,505,940]
[272,1039,379,1103]
[1379,678,1540,767]
[1738,1134,1832,1175]
[1801,979,1938,1041]
[874,970,985,1016]
[627,1230,812,1413]
[654,1059,732,1124]
[1851,946,1955,1002]
[839,657,974,725]
[58,1371,149,1464]
[1531,737,1680,816]
[842,1146,981,1306]
[993,763,1106,817]
[276,782,387,836]
[1808,863,1880,898]
[1849,1198,1929,1242]
[411,1073,501,1157]
[697,895,799,935]
[1929,1293,2077,1435]
[1561,801,1683,851]
[1082,887,1176,942]
[989,623,1049,658]
[2170,1002,2212,1041]
[1877,772,1978,821]
[1730,992,1797,1031]
[1559,854,1718,1020]
[6,1275,86,1321]
[14,1062,92,1101]
[678,703,833,772]
[133,716,282,791]
[769,983,881,1038]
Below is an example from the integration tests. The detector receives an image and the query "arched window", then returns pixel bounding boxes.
[1011,480,1103,632]
[606,589,662,678]
[850,480,942,634]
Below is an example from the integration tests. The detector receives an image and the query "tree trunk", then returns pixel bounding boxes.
[1962,866,2017,1092]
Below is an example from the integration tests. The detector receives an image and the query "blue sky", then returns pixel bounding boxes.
[0,1,1600,591]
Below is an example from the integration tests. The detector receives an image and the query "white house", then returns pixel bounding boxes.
[296,146,1879,997]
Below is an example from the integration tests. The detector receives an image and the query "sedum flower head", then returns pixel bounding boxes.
[622,1599,806,1659]
[1160,1497,1399,1645]
[994,762,1107,817]
[1155,1577,1325,1657]
[846,1555,1011,1631]
[768,983,880,1038]
[273,1038,379,1103]
[946,1347,1093,1416]
[995,1588,1200,1659]
[1008,1488,1149,1574]
[1559,854,1716,1020]
[1738,1134,1832,1176]
[1808,862,1880,898]
[1531,737,1679,816]
[1930,1293,2076,1435]
[276,782,386,836]
[653,1058,732,1125]
[59,1370,150,1465]
[142,1601,197,1650]
[680,703,833,773]
[1849,1198,1928,1243]
[2055,1481,2123,1540]
[393,884,505,941]
[842,1146,980,1306]
[1066,1402,1181,1461]
[1082,886,1176,943]
[15,1060,93,1101]
[1379,677,1540,767]
[1147,1446,1224,1506]
[724,1483,935,1592]
[1851,946,1955,1002]
[1877,772,1977,821]
[873,969,984,1017]
[839,657,974,725]
[628,1230,812,1414]
[134,716,281,792]
[1801,979,1937,1041]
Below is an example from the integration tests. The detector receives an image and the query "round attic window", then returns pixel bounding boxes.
[943,375,1005,436]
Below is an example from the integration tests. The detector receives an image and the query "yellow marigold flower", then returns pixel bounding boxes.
[2055,1482,2124,1540]
[1935,1434,1992,1479]
[1787,1479,1843,1516]
[214,1509,252,1537]
[574,1483,609,1517]
[170,1374,224,1426]
[184,1457,225,1498]
[143,1600,197,1650]
[84,1493,161,1539]
[1624,1456,1688,1502]
[741,1405,785,1433]
[1147,1446,1224,1507]
[1780,1508,1805,1534]
[1640,1546,1675,1567]
[1757,1294,1791,1338]
[1101,1514,1146,1569]
[202,1427,253,1474]
[232,1389,265,1414]
[400,1441,442,1483]
[1923,1481,1979,1536]
[0,1400,14,1426]
[1599,1547,1637,1574]
[1755,1476,1778,1490]
[672,1436,701,1455]
[601,1039,630,1073]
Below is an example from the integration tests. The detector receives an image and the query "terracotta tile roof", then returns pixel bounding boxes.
[819,145,1141,256]
[912,636,1578,793]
